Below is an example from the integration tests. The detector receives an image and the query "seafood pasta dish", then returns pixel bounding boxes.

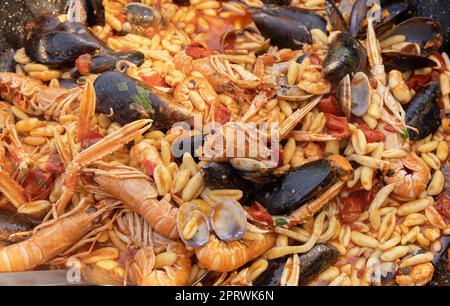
[0,0,448,286]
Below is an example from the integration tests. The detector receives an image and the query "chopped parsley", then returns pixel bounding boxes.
[117,82,129,92]
[275,218,288,226]
[400,129,409,139]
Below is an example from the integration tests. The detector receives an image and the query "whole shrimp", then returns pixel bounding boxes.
[85,161,179,239]
[195,232,276,273]
[384,154,430,199]
[0,202,109,272]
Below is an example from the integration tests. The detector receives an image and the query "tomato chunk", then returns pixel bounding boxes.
[214,103,231,124]
[46,153,65,174]
[75,54,93,76]
[340,183,380,224]
[358,123,385,143]
[143,160,157,177]
[185,45,214,59]
[325,113,349,138]
[318,96,340,115]
[23,170,53,201]
[249,202,274,226]
[81,131,104,151]
[435,193,450,220]
[406,74,430,91]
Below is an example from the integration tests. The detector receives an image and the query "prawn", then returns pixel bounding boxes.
[0,201,109,272]
[86,161,179,239]
[195,232,276,273]
[384,154,430,199]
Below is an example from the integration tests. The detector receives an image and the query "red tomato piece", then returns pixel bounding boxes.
[75,54,93,76]
[143,160,157,177]
[185,45,214,59]
[140,74,168,87]
[318,96,340,115]
[81,131,104,151]
[248,202,274,226]
[23,170,53,201]
[325,113,349,138]
[214,103,231,124]
[46,153,65,174]
[435,193,450,220]
[358,123,385,143]
[406,74,430,91]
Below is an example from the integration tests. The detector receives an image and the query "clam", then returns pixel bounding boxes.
[177,202,210,248]
[211,198,247,242]
[337,72,370,118]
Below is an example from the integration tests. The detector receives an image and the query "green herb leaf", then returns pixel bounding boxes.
[275,218,288,226]
[117,82,129,92]
[400,129,409,139]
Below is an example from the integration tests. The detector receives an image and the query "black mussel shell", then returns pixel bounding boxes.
[261,0,291,4]
[373,2,409,36]
[253,256,288,286]
[298,243,339,284]
[0,211,34,244]
[24,14,61,43]
[429,236,449,286]
[0,48,16,72]
[405,82,440,141]
[251,10,311,50]
[379,17,443,56]
[94,71,192,130]
[26,31,100,66]
[407,0,450,53]
[70,54,116,78]
[200,162,255,205]
[114,50,145,67]
[256,159,335,215]
[349,0,367,37]
[57,21,111,54]
[262,6,327,33]
[59,79,79,89]
[323,32,367,86]
[382,51,437,71]
[326,0,348,33]
[254,243,339,286]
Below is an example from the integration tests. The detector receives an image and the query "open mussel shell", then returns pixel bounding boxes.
[405,82,440,141]
[379,17,443,56]
[254,243,339,285]
[382,51,437,71]
[93,71,193,129]
[262,6,327,33]
[26,31,100,66]
[256,159,335,215]
[323,32,367,86]
[251,10,311,50]
[229,158,279,184]
[177,202,211,248]
[325,0,348,33]
[211,198,247,242]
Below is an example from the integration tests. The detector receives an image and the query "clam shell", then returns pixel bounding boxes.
[211,199,247,242]
[177,202,210,248]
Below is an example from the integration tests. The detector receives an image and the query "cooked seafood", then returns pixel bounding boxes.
[0,0,448,287]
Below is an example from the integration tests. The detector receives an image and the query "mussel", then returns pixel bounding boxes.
[261,6,327,33]
[382,51,438,71]
[93,71,193,130]
[255,159,336,215]
[177,202,210,248]
[326,0,348,33]
[323,32,367,86]
[229,158,280,184]
[0,211,34,244]
[254,243,339,285]
[405,82,440,141]
[251,10,311,50]
[67,0,105,26]
[379,17,443,56]
[25,31,100,66]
